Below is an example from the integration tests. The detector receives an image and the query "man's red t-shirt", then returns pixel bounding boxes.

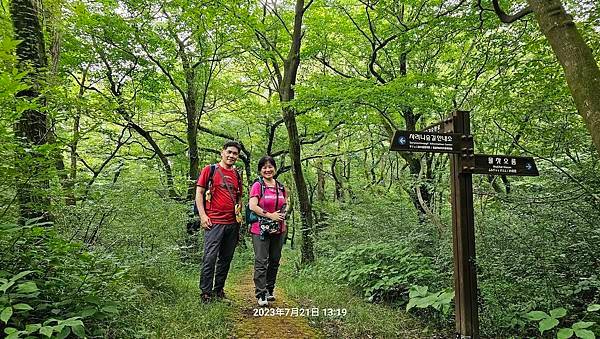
[197,164,242,224]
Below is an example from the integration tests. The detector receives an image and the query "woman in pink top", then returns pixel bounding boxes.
[248,156,289,306]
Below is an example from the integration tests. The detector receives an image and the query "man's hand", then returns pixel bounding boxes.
[200,213,212,230]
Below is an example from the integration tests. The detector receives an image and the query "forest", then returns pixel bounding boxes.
[1,0,600,338]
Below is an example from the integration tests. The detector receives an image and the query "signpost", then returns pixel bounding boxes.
[462,154,539,176]
[390,131,464,154]
[389,110,539,339]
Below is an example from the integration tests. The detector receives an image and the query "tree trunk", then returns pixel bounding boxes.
[282,106,315,264]
[279,0,315,265]
[182,51,199,200]
[316,158,325,202]
[331,158,344,201]
[67,112,80,205]
[10,0,51,223]
[186,100,199,200]
[527,0,600,156]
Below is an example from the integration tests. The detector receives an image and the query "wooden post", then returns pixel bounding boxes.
[450,110,479,338]
[391,110,537,337]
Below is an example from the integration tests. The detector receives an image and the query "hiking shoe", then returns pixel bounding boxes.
[257,293,268,307]
[266,289,275,301]
[200,292,212,304]
[214,290,227,300]
[214,290,232,304]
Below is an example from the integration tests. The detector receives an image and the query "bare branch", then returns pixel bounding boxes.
[368,34,398,84]
[303,0,315,13]
[197,125,250,157]
[313,56,353,78]
[340,6,373,44]
[140,43,187,101]
[491,0,532,24]
[266,0,291,36]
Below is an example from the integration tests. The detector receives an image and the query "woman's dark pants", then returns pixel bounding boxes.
[252,233,284,298]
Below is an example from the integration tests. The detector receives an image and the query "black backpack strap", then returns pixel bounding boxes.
[275,185,279,210]
[258,177,265,202]
[207,164,217,188]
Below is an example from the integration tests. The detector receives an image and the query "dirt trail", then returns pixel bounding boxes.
[230,267,323,339]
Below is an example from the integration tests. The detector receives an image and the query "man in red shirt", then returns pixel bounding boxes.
[196,141,243,303]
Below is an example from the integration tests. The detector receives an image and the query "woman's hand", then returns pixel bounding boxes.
[267,211,285,222]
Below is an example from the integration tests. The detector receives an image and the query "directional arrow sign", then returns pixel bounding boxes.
[461,154,539,176]
[390,130,467,154]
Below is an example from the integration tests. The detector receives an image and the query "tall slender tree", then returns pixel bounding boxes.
[10,0,51,223]
[280,0,316,264]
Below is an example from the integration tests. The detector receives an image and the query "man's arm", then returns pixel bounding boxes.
[196,186,212,229]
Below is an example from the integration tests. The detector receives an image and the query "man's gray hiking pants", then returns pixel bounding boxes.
[199,223,239,294]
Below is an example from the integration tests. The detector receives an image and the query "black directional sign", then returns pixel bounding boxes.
[423,118,454,133]
[390,130,467,154]
[461,154,539,176]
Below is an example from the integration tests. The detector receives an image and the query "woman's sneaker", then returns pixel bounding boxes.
[257,292,268,307]
[266,290,275,301]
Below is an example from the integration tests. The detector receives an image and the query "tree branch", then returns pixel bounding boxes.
[313,55,353,78]
[491,0,532,24]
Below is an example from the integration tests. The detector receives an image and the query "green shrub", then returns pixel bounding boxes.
[0,222,131,338]
[329,241,434,301]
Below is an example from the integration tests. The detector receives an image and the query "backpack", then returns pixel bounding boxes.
[244,177,285,227]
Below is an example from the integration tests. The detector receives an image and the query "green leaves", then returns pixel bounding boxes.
[329,242,433,300]
[13,303,33,311]
[10,271,34,282]
[72,324,85,337]
[39,325,53,337]
[25,323,41,333]
[587,304,600,312]
[526,310,549,321]
[17,281,38,294]
[1,306,13,323]
[551,308,568,318]
[406,285,454,315]
[101,305,119,314]
[558,328,575,339]
[572,322,596,339]
[573,329,595,339]
[526,307,598,338]
[572,322,596,330]
[525,307,567,335]
[539,317,560,333]
[0,281,14,293]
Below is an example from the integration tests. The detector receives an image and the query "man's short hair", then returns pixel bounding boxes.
[223,140,242,152]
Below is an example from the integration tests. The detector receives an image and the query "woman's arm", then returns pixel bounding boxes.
[249,196,269,217]
[249,195,285,221]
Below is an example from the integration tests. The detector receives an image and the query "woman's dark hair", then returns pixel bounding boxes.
[257,156,276,173]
